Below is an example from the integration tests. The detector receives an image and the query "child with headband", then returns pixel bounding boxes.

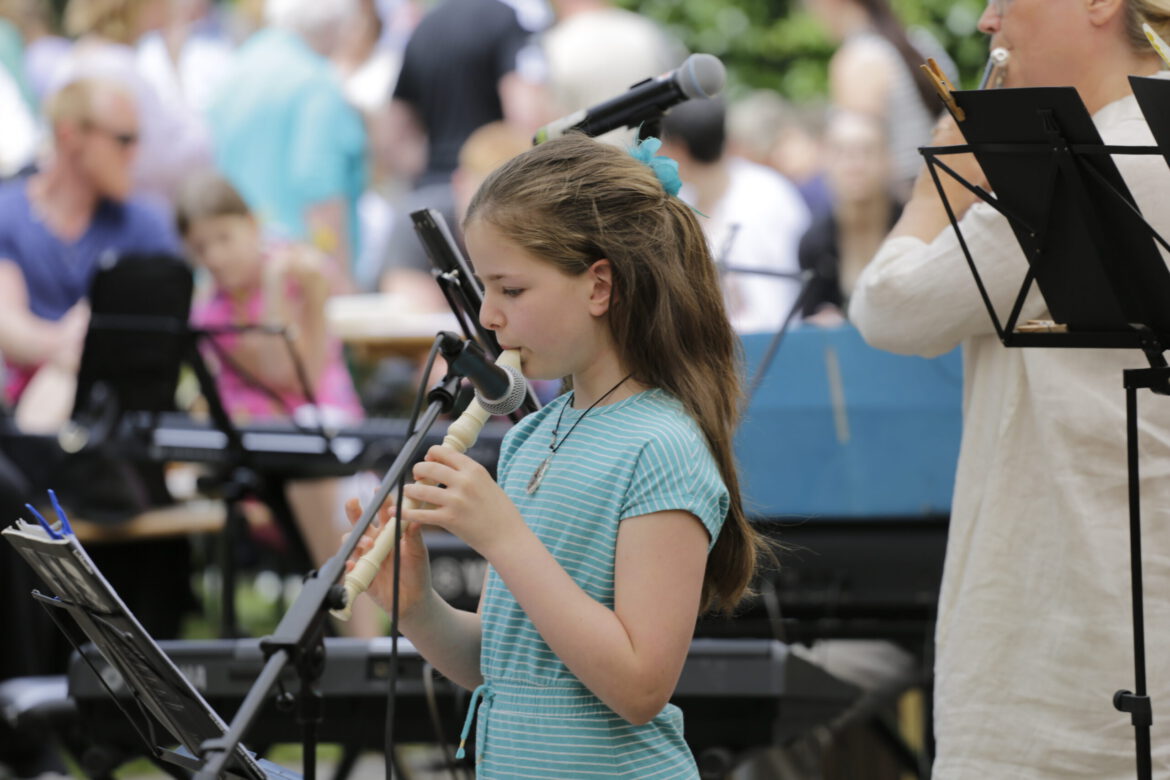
[347,133,765,777]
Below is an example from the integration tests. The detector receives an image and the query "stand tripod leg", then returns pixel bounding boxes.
[220,499,246,638]
[1114,379,1153,780]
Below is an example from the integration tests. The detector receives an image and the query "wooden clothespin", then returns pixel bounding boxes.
[920,57,965,122]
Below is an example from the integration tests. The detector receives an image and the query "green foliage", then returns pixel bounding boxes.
[614,0,991,102]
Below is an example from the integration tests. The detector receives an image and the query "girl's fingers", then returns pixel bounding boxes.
[412,460,455,485]
[424,445,471,468]
[403,482,450,506]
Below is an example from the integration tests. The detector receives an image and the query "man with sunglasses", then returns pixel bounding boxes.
[0,77,180,427]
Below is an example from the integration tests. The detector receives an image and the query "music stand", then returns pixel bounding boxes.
[67,250,265,638]
[54,251,193,522]
[73,251,193,422]
[920,82,1170,780]
[1,520,292,779]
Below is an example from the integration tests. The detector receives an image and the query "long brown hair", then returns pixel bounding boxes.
[465,133,765,614]
[857,0,939,113]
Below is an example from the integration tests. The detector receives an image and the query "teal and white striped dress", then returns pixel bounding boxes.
[465,388,728,778]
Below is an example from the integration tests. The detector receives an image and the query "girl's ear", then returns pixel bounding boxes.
[587,259,613,316]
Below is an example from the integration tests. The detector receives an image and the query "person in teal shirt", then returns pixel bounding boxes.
[344,134,769,777]
[206,0,365,287]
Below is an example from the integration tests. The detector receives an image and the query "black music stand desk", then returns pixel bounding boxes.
[920,81,1170,780]
[1,518,298,779]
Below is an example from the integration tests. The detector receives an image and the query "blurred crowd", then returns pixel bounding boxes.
[0,0,957,388]
[0,0,959,772]
[5,1,1169,778]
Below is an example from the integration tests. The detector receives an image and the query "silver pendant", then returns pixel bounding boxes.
[527,453,554,494]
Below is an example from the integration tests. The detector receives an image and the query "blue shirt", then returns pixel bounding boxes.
[470,388,728,778]
[0,177,179,320]
[206,28,366,262]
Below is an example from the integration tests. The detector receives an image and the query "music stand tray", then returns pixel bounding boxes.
[920,82,1170,780]
[1,519,299,779]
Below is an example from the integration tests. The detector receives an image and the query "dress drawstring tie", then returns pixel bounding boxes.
[456,682,493,760]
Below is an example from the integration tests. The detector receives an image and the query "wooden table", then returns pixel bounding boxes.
[325,293,461,362]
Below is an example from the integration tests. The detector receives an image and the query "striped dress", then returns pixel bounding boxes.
[468,388,728,778]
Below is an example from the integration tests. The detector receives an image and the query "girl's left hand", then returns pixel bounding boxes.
[404,445,525,557]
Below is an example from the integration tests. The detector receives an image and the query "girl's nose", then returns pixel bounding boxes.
[479,297,502,331]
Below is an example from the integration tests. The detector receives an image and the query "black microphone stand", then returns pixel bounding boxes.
[410,207,541,415]
[194,335,466,779]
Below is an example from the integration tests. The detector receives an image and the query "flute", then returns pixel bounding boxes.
[331,348,525,621]
[979,46,1010,90]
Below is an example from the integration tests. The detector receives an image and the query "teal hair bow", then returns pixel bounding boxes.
[628,136,682,197]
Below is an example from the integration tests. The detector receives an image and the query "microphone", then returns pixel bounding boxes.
[439,333,528,415]
[534,53,726,143]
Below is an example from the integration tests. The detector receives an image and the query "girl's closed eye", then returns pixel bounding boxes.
[502,287,524,298]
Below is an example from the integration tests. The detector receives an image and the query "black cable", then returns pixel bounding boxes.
[744,270,816,407]
[275,327,331,436]
[422,662,464,780]
[195,325,334,443]
[756,578,788,645]
[385,337,443,779]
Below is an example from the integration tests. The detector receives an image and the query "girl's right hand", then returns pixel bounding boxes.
[343,497,434,621]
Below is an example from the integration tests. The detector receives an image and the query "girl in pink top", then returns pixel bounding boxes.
[177,175,362,424]
[176,171,379,637]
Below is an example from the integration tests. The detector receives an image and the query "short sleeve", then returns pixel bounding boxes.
[621,430,729,549]
[493,20,529,82]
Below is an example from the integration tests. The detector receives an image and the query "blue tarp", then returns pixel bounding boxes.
[734,326,963,518]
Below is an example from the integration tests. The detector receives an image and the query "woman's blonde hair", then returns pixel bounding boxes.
[1128,0,1170,54]
[465,133,768,615]
[63,0,145,43]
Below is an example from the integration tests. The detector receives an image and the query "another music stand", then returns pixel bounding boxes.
[73,251,193,423]
[2,521,293,779]
[920,82,1170,780]
[55,252,193,521]
[67,251,262,638]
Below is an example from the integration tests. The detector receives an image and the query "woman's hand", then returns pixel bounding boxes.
[914,114,989,214]
[403,445,526,559]
[343,497,434,621]
[891,114,990,242]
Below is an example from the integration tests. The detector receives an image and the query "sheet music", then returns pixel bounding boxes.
[3,519,271,779]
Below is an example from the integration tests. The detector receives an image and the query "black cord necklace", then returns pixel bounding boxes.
[526,373,633,494]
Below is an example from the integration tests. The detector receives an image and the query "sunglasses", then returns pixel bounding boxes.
[82,120,139,149]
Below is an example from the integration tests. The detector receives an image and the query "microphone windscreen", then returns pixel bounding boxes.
[476,363,528,416]
[677,54,726,100]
